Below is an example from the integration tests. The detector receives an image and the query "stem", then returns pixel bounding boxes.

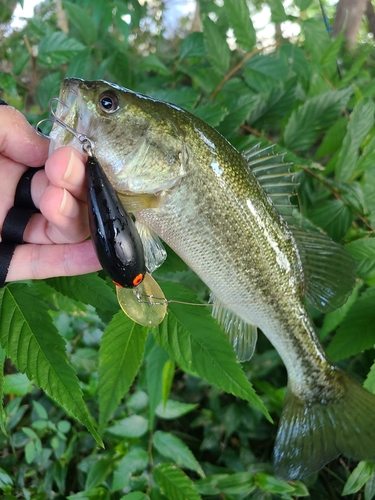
[211,44,278,99]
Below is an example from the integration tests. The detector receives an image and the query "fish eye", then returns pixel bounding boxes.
[98,92,119,113]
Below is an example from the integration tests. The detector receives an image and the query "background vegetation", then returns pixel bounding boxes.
[1,0,375,498]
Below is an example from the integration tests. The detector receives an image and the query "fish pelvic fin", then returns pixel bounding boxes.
[274,372,375,480]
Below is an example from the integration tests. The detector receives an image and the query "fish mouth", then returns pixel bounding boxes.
[48,80,91,155]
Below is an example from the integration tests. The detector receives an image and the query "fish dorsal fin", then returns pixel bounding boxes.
[291,226,357,312]
[211,295,258,362]
[135,221,167,273]
[243,144,297,221]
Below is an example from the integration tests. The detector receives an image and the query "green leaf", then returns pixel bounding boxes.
[336,98,375,181]
[106,415,148,438]
[364,360,375,394]
[268,0,287,23]
[67,487,110,500]
[0,284,102,446]
[138,54,170,75]
[146,342,169,428]
[0,72,17,95]
[320,283,360,339]
[283,88,352,151]
[155,399,197,420]
[154,283,270,420]
[85,457,113,490]
[295,0,313,9]
[3,373,32,396]
[63,1,98,45]
[342,461,375,496]
[223,0,256,51]
[256,473,294,494]
[193,102,228,127]
[326,288,375,360]
[346,238,375,280]
[162,359,175,406]
[35,71,62,110]
[119,493,148,500]
[153,431,204,477]
[0,467,13,487]
[38,32,86,67]
[46,273,119,312]
[153,463,202,500]
[216,472,255,495]
[203,17,230,76]
[308,199,353,242]
[179,32,206,59]
[113,448,149,491]
[98,312,148,428]
[365,472,375,500]
[243,55,289,94]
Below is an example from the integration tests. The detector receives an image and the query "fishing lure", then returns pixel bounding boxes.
[85,153,146,289]
[36,99,167,327]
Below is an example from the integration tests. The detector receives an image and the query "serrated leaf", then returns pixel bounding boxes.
[99,312,148,428]
[63,1,98,45]
[308,199,353,242]
[3,372,32,396]
[216,472,255,495]
[154,282,270,420]
[153,463,202,500]
[0,284,102,445]
[156,399,197,420]
[224,0,255,51]
[326,288,375,360]
[162,359,175,406]
[85,457,112,490]
[203,17,230,76]
[346,238,375,280]
[243,55,289,94]
[113,448,149,491]
[179,32,206,59]
[364,361,375,394]
[38,32,86,67]
[336,98,375,181]
[343,461,375,496]
[106,415,148,438]
[153,431,204,477]
[268,0,287,23]
[46,273,118,312]
[320,283,360,339]
[0,72,17,95]
[283,88,352,151]
[146,343,169,428]
[35,71,62,110]
[256,473,294,494]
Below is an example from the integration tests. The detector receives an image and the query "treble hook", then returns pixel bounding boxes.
[35,97,94,155]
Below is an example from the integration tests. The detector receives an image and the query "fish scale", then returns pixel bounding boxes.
[49,77,375,481]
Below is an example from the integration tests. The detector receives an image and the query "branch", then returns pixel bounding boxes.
[211,44,278,100]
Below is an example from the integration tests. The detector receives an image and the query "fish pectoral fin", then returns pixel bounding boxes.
[211,295,258,362]
[134,221,167,273]
[274,373,375,480]
[291,226,357,312]
[118,192,161,212]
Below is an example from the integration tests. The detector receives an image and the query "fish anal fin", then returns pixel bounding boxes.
[211,296,258,362]
[134,220,167,273]
[274,373,375,480]
[291,226,357,312]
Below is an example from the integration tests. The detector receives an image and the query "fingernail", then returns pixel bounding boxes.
[59,188,68,214]
[63,150,75,181]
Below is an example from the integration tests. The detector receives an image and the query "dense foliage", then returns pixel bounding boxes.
[1,0,375,498]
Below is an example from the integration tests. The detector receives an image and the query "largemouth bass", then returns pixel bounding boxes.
[50,78,375,480]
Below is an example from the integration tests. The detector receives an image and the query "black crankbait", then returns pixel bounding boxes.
[85,154,146,288]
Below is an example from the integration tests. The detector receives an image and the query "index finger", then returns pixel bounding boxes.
[0,105,49,166]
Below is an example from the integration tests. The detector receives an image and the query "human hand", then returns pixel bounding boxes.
[0,104,101,285]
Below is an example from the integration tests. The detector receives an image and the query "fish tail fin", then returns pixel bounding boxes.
[274,372,375,480]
